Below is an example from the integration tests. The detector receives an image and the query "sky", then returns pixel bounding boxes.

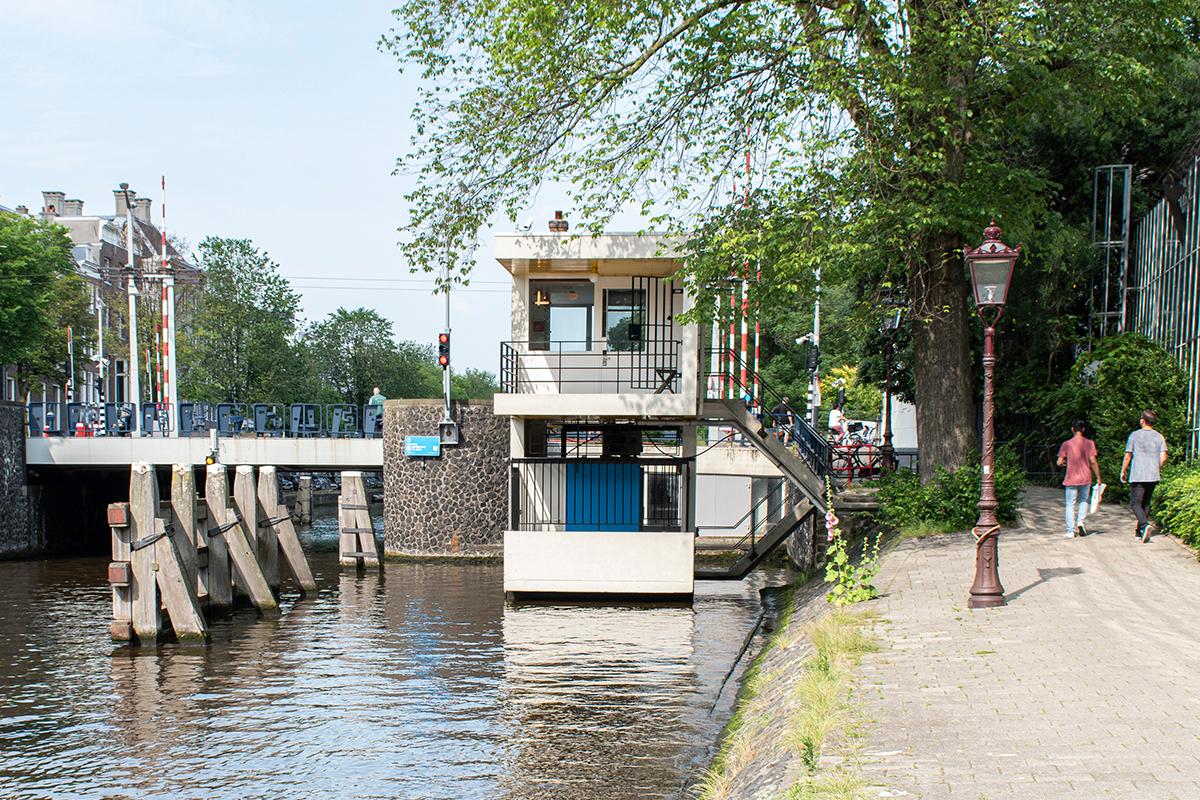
[0,1,638,375]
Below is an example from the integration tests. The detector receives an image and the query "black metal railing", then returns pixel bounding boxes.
[705,348,832,479]
[698,477,801,554]
[499,339,682,394]
[509,457,688,532]
[25,400,387,439]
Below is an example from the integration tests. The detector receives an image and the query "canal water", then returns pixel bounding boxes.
[0,515,791,800]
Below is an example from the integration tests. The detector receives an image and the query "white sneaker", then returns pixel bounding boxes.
[1063,531,1075,538]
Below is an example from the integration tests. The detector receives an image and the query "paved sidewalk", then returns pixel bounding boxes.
[857,486,1200,799]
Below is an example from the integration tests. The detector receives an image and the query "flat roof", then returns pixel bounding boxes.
[494,232,685,275]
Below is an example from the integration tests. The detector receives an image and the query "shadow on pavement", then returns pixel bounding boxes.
[1005,566,1084,603]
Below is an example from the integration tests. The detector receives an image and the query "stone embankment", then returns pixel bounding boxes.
[0,401,37,557]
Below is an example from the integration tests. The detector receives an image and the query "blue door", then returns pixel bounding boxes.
[566,462,641,531]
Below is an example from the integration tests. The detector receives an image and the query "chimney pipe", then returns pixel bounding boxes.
[114,187,134,217]
[548,210,569,233]
[132,197,152,223]
[41,190,65,217]
[14,205,29,216]
[62,198,84,216]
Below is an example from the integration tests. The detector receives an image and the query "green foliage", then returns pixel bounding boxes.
[385,0,1200,478]
[1152,462,1200,548]
[179,237,307,404]
[876,452,1025,534]
[451,367,499,400]
[823,480,881,605]
[1022,333,1189,499]
[0,213,88,382]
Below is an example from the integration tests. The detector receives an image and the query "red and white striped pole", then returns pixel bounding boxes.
[161,176,177,433]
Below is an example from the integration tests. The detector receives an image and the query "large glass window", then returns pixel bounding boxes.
[603,289,645,351]
[528,280,593,350]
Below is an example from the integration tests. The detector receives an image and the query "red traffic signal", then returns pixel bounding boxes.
[437,332,450,368]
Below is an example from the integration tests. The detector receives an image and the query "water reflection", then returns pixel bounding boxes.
[0,515,789,799]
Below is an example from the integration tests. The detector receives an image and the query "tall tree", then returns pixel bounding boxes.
[0,213,94,395]
[179,237,305,403]
[384,0,1197,477]
[308,307,408,409]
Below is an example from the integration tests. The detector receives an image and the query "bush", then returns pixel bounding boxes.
[1045,333,1188,501]
[875,450,1024,533]
[1152,462,1200,548]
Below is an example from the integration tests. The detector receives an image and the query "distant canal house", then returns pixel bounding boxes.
[493,222,832,598]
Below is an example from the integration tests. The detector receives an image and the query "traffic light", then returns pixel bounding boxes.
[437,332,450,368]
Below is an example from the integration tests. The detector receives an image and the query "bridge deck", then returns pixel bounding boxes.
[25,436,384,470]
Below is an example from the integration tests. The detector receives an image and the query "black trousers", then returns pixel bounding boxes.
[1130,482,1157,531]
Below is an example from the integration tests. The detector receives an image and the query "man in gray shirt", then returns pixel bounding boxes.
[1120,409,1168,543]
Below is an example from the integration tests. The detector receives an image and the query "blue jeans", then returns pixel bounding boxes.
[1064,485,1090,534]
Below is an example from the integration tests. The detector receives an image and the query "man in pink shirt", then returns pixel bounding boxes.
[1057,419,1102,538]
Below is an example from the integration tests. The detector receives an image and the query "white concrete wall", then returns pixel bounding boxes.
[503,530,694,594]
[25,435,383,468]
[695,474,751,537]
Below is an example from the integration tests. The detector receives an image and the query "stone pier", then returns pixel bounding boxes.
[0,401,37,557]
[382,400,508,556]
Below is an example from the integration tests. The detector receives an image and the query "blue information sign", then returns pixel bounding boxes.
[404,435,442,458]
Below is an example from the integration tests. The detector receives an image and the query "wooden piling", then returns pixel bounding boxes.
[152,515,207,642]
[211,465,277,613]
[234,466,279,591]
[129,463,162,642]
[339,471,381,569]
[258,466,317,593]
[170,465,201,602]
[203,465,235,611]
[296,475,313,525]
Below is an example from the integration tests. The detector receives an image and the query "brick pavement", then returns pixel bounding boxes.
[857,486,1200,799]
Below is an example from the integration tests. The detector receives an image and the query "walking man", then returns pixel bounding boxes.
[772,395,795,445]
[1056,419,1101,538]
[1120,409,1168,542]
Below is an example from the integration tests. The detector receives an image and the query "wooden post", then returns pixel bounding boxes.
[210,465,278,614]
[129,463,162,643]
[108,502,133,641]
[339,471,381,569]
[170,465,201,602]
[258,466,317,593]
[203,465,235,611]
[152,515,208,642]
[297,475,313,525]
[234,466,279,592]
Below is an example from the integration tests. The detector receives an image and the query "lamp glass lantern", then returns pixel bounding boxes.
[964,223,1020,310]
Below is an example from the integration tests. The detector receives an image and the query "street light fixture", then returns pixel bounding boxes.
[963,221,1021,609]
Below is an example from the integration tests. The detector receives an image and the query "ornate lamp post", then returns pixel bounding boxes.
[880,303,902,471]
[964,221,1020,610]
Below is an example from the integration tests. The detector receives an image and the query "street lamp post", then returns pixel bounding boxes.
[964,221,1021,610]
[120,183,141,435]
[880,304,901,471]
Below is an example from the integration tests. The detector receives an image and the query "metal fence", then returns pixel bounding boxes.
[25,401,386,439]
[499,340,682,394]
[1132,151,1200,455]
[509,457,688,532]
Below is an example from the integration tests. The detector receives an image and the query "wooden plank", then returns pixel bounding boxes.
[203,465,235,610]
[296,475,313,525]
[340,472,380,569]
[152,516,207,641]
[276,504,317,592]
[258,466,316,593]
[235,466,278,591]
[110,502,133,641]
[170,465,201,601]
[129,463,161,643]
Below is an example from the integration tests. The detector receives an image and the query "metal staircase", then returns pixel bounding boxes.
[695,499,816,580]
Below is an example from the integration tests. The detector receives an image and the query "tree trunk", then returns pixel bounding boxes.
[911,233,975,482]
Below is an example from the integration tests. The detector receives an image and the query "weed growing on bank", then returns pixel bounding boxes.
[822,479,882,605]
[695,606,878,800]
